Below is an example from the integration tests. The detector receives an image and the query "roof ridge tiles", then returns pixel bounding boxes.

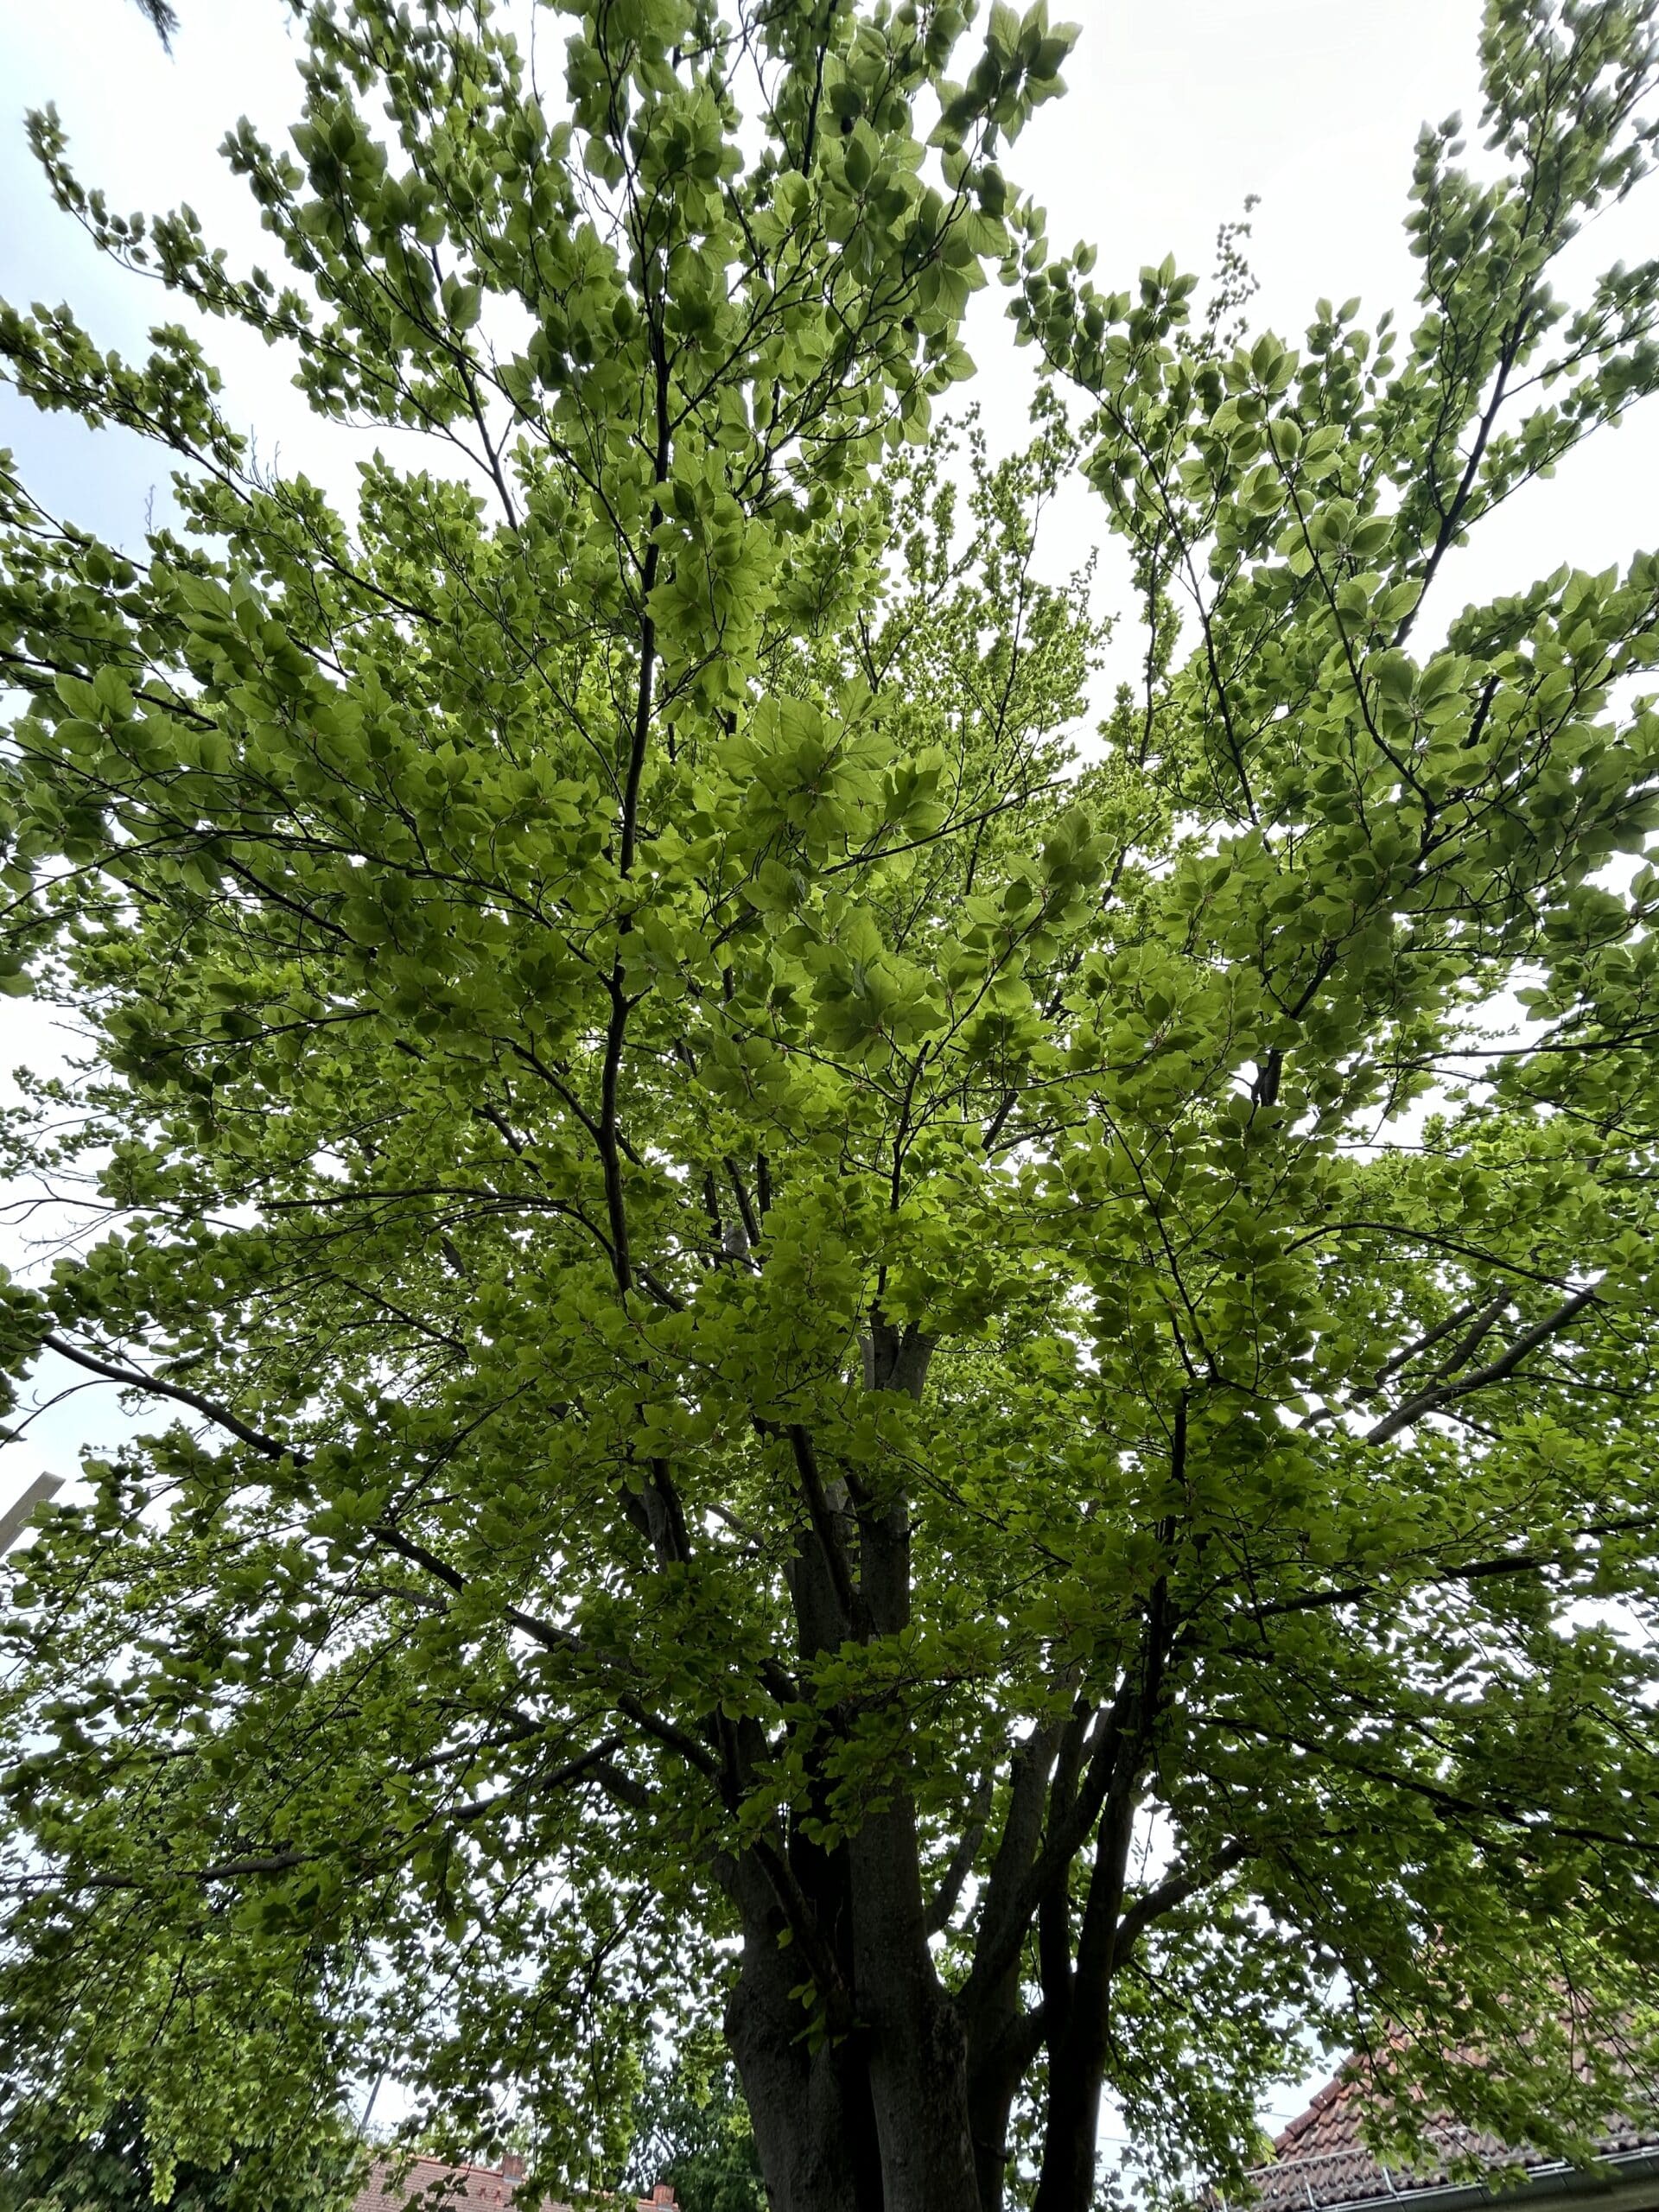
[1231,2058,1659,2212]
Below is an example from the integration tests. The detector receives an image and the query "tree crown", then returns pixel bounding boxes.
[3,1,1659,2206]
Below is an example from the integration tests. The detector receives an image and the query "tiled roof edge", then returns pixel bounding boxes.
[1219,2140,1659,2212]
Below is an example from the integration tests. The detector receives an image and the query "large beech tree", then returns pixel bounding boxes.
[4,2,1659,2207]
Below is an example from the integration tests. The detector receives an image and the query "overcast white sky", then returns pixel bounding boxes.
[3,0,1658,2151]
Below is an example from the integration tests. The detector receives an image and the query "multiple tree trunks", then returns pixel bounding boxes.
[725,1782,1128,2212]
[716,1325,1148,2212]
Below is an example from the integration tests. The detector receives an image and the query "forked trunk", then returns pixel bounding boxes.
[725,1811,982,2212]
[730,1321,995,2209]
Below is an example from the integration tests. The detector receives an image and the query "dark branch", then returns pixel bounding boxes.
[1364,1287,1599,1443]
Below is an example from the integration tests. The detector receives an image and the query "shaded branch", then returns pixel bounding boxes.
[925,1770,995,1936]
[1364,1287,1599,1443]
[1116,1837,1251,1956]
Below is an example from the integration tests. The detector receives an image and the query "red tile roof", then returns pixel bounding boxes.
[351,2164,677,2212]
[1229,2066,1659,2212]
[352,2157,565,2212]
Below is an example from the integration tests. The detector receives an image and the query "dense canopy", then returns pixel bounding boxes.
[3,2,1659,2209]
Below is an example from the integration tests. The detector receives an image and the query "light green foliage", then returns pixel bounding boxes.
[626,2026,766,2212]
[1,2,1659,2206]
[0,2098,358,2212]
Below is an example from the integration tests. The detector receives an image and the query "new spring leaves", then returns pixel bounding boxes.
[3,3,1659,2209]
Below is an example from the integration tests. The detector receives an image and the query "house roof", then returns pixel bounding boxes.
[353,2157,563,2212]
[1230,2067,1659,2212]
[352,2160,679,2212]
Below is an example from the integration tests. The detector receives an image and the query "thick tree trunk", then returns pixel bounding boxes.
[727,1955,881,2212]
[847,1799,981,2212]
[730,1316,985,2211]
[726,1834,979,2212]
[725,1852,883,2212]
